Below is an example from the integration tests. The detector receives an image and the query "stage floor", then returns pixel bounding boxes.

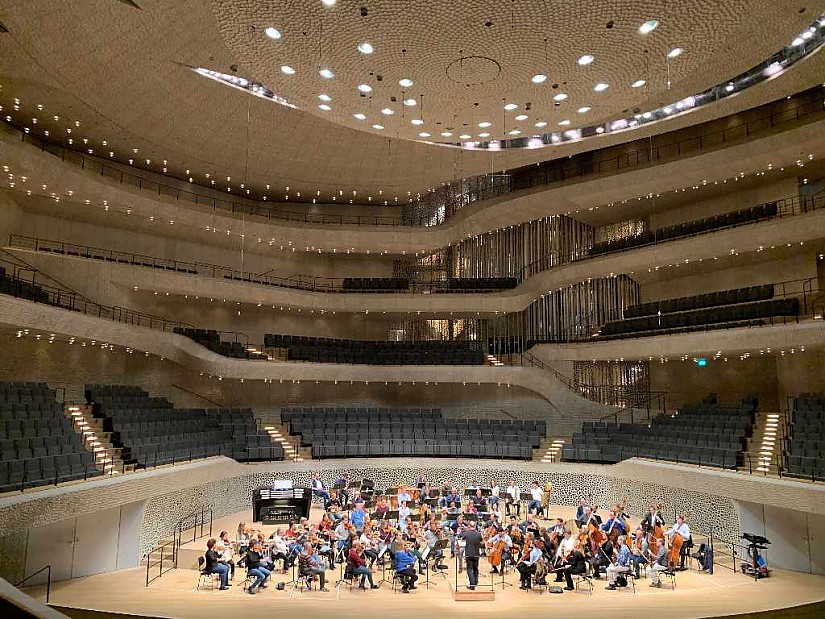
[26,507,825,619]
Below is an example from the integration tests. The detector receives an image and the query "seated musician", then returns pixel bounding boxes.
[312,530,337,570]
[317,512,334,536]
[629,527,648,577]
[464,501,478,515]
[360,529,380,567]
[217,531,236,579]
[284,522,306,554]
[254,533,275,570]
[648,536,669,587]
[580,505,602,527]
[351,491,365,507]
[667,515,692,570]
[242,540,270,594]
[298,542,329,592]
[522,513,540,538]
[590,531,614,579]
[605,535,632,590]
[205,538,231,590]
[442,487,462,509]
[394,541,419,593]
[397,500,412,532]
[471,488,487,510]
[267,528,290,572]
[601,509,628,536]
[335,471,351,505]
[311,472,331,508]
[377,522,396,563]
[416,471,428,486]
[334,517,352,554]
[517,538,544,589]
[348,541,379,589]
[560,544,588,591]
[641,505,664,532]
[505,480,521,516]
[418,482,433,506]
[423,520,448,571]
[527,482,544,516]
[489,480,501,508]
[574,498,589,528]
[397,486,412,504]
[550,517,566,537]
[374,495,389,516]
[351,502,368,533]
[488,526,512,574]
[554,529,576,582]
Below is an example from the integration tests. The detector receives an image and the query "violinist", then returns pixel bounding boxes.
[298,542,329,592]
[605,535,632,590]
[242,540,271,595]
[590,529,613,579]
[553,529,576,582]
[205,538,231,591]
[348,541,379,589]
[316,512,334,536]
[334,517,352,556]
[517,538,544,590]
[522,513,540,538]
[217,531,237,579]
[424,520,448,571]
[559,543,588,591]
[395,541,419,593]
[268,528,290,573]
[327,491,343,523]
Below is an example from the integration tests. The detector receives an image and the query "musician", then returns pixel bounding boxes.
[642,505,664,532]
[348,541,379,589]
[361,530,380,567]
[629,527,648,578]
[505,480,521,516]
[243,540,271,594]
[574,498,589,527]
[335,471,351,505]
[667,515,692,570]
[601,510,628,536]
[394,542,419,593]
[460,523,483,590]
[416,472,428,486]
[217,531,236,579]
[648,536,669,587]
[605,535,632,590]
[398,501,412,532]
[553,529,576,582]
[471,487,487,511]
[423,521,447,571]
[205,538,231,590]
[418,482,433,506]
[311,472,331,508]
[517,538,544,590]
[268,528,290,572]
[527,482,543,516]
[334,517,352,555]
[440,487,461,509]
[487,526,512,574]
[522,513,540,538]
[580,505,602,527]
[374,495,389,516]
[560,546,588,591]
[550,518,566,537]
[298,542,329,592]
[590,532,614,579]
[351,502,368,533]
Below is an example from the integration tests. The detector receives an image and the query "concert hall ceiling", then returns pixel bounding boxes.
[0,1,823,197]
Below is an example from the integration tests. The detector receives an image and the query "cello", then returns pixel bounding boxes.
[668,530,684,570]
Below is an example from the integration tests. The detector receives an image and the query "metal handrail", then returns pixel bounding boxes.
[145,531,179,587]
[14,564,52,603]
[176,507,214,549]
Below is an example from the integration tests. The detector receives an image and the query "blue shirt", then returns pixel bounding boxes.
[523,547,543,566]
[351,509,366,528]
[615,545,631,567]
[601,517,627,535]
[395,550,416,571]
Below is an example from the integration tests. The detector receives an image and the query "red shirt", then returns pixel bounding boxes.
[348,547,366,569]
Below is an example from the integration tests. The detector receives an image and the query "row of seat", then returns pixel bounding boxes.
[311,442,533,460]
[785,392,824,481]
[0,452,101,493]
[624,285,774,319]
[437,277,519,291]
[0,271,51,305]
[173,328,268,360]
[561,445,739,469]
[341,277,409,291]
[589,201,778,256]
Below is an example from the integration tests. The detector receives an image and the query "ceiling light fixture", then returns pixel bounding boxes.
[357,42,374,54]
[478,132,490,138]
[318,104,331,111]
[411,119,424,125]
[504,103,518,110]
[632,79,646,87]
[441,132,453,137]
[318,94,332,101]
[577,106,591,113]
[321,0,337,6]
[594,82,609,91]
[418,132,431,138]
[264,27,282,40]
[318,67,335,79]
[578,55,594,65]
[639,20,659,34]
[399,78,413,87]
[553,93,568,101]
[478,121,492,128]
[508,129,521,135]
[515,114,528,120]
[403,98,417,106]
[372,124,384,129]
[381,108,394,115]
[280,65,296,75]
[459,134,471,139]
[353,113,367,120]
[667,47,683,58]
[558,119,570,126]
[531,74,548,84]
[535,121,547,127]
[357,83,372,93]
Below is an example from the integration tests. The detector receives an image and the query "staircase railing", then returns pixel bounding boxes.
[13,564,51,603]
[144,532,179,587]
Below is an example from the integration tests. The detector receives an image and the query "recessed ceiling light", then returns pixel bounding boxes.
[264,27,282,40]
[535,121,547,127]
[321,0,337,6]
[504,103,518,110]
[357,84,372,93]
[441,132,453,137]
[667,47,683,58]
[318,94,332,101]
[353,113,367,120]
[372,124,384,129]
[515,114,528,121]
[508,129,521,135]
[357,42,374,54]
[632,79,647,88]
[399,78,413,87]
[381,108,394,115]
[459,134,471,139]
[553,93,568,102]
[577,106,591,113]
[281,65,296,75]
[577,55,594,65]
[478,132,490,138]
[418,132,431,138]
[531,74,548,84]
[725,82,735,92]
[318,104,331,111]
[403,98,417,106]
[411,119,424,125]
[639,20,659,34]
[557,119,570,126]
[478,121,492,128]
[594,82,609,92]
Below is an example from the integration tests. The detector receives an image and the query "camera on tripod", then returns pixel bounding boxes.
[741,532,771,579]
[742,532,770,547]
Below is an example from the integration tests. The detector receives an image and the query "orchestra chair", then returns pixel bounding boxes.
[661,569,677,590]
[574,573,594,595]
[195,556,220,591]
[622,571,637,593]
[335,563,356,591]
[290,565,316,595]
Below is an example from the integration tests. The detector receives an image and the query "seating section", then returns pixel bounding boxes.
[281,406,545,460]
[0,267,50,304]
[264,334,485,365]
[174,328,268,360]
[439,277,519,292]
[785,393,825,481]
[562,395,755,469]
[589,201,778,256]
[87,385,283,466]
[0,381,100,492]
[342,277,409,291]
[599,287,798,339]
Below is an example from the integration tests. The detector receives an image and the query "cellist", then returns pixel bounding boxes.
[666,515,691,570]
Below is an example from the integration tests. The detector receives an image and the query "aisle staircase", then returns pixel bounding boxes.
[535,437,566,462]
[253,410,308,461]
[65,403,134,476]
[740,411,785,475]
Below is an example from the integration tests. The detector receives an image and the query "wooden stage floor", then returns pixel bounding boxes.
[26,507,825,619]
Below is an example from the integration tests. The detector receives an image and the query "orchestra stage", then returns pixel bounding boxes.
[24,507,825,619]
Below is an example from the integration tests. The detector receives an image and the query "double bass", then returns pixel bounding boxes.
[668,529,684,570]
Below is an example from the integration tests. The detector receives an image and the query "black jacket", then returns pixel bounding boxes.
[205,549,220,571]
[461,529,483,558]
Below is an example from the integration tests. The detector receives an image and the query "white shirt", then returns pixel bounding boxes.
[490,485,500,497]
[669,522,691,540]
[530,487,543,501]
[506,485,520,500]
[312,478,325,490]
[269,535,288,554]
[557,535,576,558]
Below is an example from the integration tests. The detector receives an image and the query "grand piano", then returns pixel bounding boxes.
[252,482,311,524]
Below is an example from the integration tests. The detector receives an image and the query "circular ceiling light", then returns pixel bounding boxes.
[577,55,594,65]
[411,119,424,125]
[318,94,332,101]
[631,79,647,88]
[504,103,518,110]
[357,84,372,93]
[264,27,282,40]
[639,20,659,34]
[419,132,431,138]
[478,121,492,128]
[508,129,521,135]
[478,132,491,138]
[459,134,471,139]
[372,124,384,129]
[441,132,453,137]
[399,78,413,87]
[353,113,367,120]
[553,93,568,101]
[515,114,528,121]
[594,82,609,92]
[577,106,591,113]
[357,42,374,54]
[321,0,337,6]
[318,68,335,79]
[531,74,548,84]
[535,121,547,127]
[403,98,417,106]
[381,108,394,115]
[318,104,331,111]
[667,47,683,58]
[281,65,296,75]
[558,119,571,126]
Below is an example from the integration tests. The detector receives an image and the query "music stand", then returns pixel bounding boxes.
[383,510,399,525]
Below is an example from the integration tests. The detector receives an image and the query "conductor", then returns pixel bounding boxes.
[460,525,483,590]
